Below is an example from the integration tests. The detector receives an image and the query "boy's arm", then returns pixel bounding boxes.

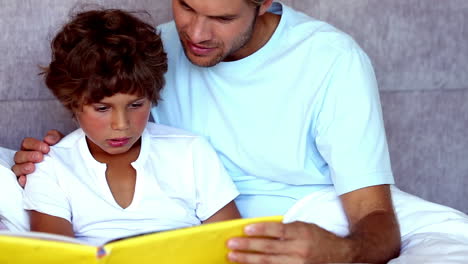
[202,201,241,224]
[29,210,74,237]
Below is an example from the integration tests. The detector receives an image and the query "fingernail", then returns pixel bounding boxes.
[42,141,50,150]
[227,240,239,249]
[245,225,255,235]
[25,165,32,172]
[228,252,238,261]
[33,153,40,160]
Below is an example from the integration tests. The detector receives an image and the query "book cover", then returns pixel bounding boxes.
[0,215,282,264]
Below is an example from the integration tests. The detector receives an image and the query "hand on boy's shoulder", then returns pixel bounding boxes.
[11,129,64,187]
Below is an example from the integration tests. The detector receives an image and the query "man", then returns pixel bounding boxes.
[13,0,400,263]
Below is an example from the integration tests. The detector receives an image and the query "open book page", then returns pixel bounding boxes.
[0,230,89,245]
[0,230,99,264]
[103,215,283,264]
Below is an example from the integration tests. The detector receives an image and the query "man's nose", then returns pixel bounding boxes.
[186,16,212,44]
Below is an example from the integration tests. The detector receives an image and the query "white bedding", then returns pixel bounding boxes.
[0,147,29,231]
[0,146,14,168]
[1,146,468,262]
[284,186,468,263]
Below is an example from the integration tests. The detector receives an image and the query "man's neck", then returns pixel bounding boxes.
[228,12,281,61]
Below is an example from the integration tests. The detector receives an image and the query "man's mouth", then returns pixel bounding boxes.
[186,41,217,56]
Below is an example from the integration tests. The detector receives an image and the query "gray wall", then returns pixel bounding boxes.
[1,0,467,213]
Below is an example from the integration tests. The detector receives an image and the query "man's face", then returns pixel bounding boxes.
[172,0,258,67]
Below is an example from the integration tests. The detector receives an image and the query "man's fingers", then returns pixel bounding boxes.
[43,130,64,145]
[243,221,310,240]
[11,162,35,178]
[20,137,49,153]
[14,150,44,164]
[228,237,293,255]
[12,148,42,177]
[228,250,302,264]
[17,175,27,188]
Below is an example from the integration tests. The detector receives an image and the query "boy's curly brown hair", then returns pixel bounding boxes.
[43,9,167,112]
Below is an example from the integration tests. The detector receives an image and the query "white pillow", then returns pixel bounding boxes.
[0,146,29,231]
[0,146,15,168]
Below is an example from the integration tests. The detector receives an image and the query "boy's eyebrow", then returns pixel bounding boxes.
[127,97,148,105]
[93,96,147,105]
[132,96,147,102]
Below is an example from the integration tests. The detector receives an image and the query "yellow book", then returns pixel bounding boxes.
[0,216,282,264]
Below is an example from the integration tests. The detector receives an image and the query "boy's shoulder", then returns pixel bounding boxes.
[44,129,87,164]
[52,129,84,149]
[144,123,214,156]
[145,123,211,148]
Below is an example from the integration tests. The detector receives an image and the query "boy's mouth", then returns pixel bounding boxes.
[107,137,130,147]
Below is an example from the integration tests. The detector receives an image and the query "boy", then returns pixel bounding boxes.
[23,8,240,246]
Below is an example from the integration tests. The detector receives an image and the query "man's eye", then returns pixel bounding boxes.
[217,17,234,23]
[180,1,192,11]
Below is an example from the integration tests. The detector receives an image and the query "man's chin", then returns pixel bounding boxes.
[183,48,222,67]
[189,59,218,68]
[187,55,221,67]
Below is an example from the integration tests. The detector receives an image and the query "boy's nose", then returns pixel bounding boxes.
[111,110,130,131]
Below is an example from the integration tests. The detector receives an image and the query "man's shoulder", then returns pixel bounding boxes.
[157,21,178,45]
[157,21,184,60]
[281,3,361,54]
[157,21,176,33]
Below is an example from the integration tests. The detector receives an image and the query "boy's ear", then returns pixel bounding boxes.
[258,0,274,16]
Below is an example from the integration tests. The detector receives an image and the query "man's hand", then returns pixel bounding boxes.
[227,221,354,264]
[227,185,401,264]
[12,130,64,187]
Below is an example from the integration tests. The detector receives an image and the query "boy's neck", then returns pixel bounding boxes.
[85,137,141,209]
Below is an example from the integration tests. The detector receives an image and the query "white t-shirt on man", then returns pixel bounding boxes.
[153,2,394,217]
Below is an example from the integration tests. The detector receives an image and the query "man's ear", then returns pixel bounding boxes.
[258,0,274,16]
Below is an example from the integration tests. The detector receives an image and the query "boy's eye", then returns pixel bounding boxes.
[130,101,145,108]
[93,105,109,112]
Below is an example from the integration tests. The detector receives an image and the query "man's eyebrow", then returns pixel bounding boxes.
[208,14,238,20]
[179,0,238,20]
[179,0,191,8]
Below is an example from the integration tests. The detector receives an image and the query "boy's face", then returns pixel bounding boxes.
[172,0,258,67]
[75,93,151,156]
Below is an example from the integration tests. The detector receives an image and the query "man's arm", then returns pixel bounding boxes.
[29,210,74,237]
[340,184,400,262]
[226,184,400,264]
[12,130,63,187]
